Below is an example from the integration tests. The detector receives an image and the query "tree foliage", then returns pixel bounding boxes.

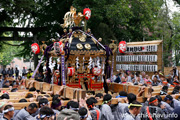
[72,0,164,43]
[0,0,180,67]
[174,0,180,4]
[0,41,23,66]
[171,12,180,66]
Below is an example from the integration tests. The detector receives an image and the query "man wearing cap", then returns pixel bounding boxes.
[122,101,142,120]
[0,102,5,119]
[2,105,14,120]
[101,94,114,120]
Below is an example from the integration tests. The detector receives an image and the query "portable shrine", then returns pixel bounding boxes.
[32,6,116,91]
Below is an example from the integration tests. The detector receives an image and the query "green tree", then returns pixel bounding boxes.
[0,0,178,68]
[171,12,180,66]
[0,0,74,58]
[0,41,23,66]
[174,0,180,4]
[153,7,173,67]
[73,0,164,43]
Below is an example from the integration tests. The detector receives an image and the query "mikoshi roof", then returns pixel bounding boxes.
[68,30,106,51]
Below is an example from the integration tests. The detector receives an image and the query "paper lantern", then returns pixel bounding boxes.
[68,67,75,76]
[54,41,63,55]
[31,43,40,54]
[83,8,91,20]
[118,41,127,53]
[92,67,102,76]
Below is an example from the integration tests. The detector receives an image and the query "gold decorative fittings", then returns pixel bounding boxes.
[109,40,117,53]
[98,38,102,42]
[91,38,96,44]
[69,28,72,32]
[87,28,92,35]
[40,41,47,54]
[51,38,56,42]
[79,34,87,42]
[61,6,84,28]
[79,37,86,42]
[85,44,91,50]
[76,43,83,50]
[76,43,91,50]
[63,29,67,33]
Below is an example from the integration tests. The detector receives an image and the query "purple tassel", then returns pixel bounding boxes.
[44,44,53,83]
[64,41,70,61]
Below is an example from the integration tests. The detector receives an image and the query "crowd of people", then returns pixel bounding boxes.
[0,67,45,88]
[112,66,180,89]
[0,66,180,120]
[0,87,180,120]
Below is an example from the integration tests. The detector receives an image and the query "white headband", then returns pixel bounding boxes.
[3,107,14,113]
[80,114,88,119]
[41,102,50,106]
[70,106,79,111]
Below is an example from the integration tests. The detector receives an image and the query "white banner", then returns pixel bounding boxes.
[117,45,158,53]
[116,55,157,62]
[116,64,157,72]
